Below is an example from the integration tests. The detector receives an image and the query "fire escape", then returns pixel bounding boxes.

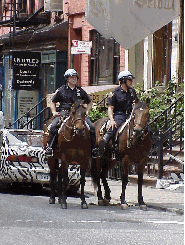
[0,0,50,50]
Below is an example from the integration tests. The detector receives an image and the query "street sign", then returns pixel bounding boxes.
[86,0,180,49]
[71,40,92,54]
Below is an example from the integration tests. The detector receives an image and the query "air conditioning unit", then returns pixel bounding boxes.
[44,0,63,11]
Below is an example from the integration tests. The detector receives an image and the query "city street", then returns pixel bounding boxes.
[0,183,183,245]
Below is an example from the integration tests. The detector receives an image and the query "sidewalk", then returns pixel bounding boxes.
[85,176,184,215]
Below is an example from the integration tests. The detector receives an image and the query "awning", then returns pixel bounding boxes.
[0,21,68,45]
[86,0,180,49]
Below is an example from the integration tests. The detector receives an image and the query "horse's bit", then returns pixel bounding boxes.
[59,116,85,141]
[127,106,149,148]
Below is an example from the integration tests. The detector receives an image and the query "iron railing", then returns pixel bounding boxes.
[107,95,184,179]
[10,97,51,130]
[10,93,184,179]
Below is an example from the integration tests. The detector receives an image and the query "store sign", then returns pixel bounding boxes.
[71,40,92,54]
[12,51,41,90]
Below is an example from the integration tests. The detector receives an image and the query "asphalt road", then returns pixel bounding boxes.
[0,185,184,245]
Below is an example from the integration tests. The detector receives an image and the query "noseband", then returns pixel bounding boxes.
[73,118,85,135]
[127,106,149,147]
[59,115,86,142]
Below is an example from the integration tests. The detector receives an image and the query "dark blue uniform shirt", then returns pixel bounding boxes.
[52,85,91,110]
[107,86,138,113]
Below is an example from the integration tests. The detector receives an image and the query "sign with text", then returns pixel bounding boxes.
[86,0,180,49]
[12,51,41,90]
[71,40,92,54]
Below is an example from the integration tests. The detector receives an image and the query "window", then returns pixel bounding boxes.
[19,0,27,13]
[0,0,2,20]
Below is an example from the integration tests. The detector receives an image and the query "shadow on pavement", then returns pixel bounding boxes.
[0,183,89,198]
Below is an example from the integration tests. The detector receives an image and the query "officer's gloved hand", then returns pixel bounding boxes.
[108,119,117,130]
[53,112,60,117]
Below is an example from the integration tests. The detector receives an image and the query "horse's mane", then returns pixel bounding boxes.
[72,99,84,110]
[134,101,147,110]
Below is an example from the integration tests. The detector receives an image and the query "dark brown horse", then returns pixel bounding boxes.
[92,98,152,209]
[46,99,91,209]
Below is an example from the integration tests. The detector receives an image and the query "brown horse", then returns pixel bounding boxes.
[46,99,91,209]
[92,98,152,209]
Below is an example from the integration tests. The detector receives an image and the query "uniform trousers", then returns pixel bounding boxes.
[103,112,130,142]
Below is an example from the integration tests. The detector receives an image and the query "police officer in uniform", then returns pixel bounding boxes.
[45,69,98,158]
[99,70,138,154]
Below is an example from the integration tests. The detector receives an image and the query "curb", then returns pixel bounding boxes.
[147,204,184,215]
[85,190,184,215]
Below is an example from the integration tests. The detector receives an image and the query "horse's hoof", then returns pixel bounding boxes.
[61,203,67,209]
[49,198,55,204]
[139,204,147,210]
[98,200,104,206]
[103,198,110,206]
[81,202,88,209]
[121,203,129,210]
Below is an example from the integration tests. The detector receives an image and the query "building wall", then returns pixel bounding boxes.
[0,0,44,35]
[66,0,125,87]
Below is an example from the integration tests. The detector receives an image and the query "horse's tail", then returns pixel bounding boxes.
[91,158,100,188]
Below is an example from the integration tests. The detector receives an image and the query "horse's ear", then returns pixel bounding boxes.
[133,98,139,105]
[146,97,150,108]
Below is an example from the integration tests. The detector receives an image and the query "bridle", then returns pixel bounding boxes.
[59,111,86,142]
[127,104,150,147]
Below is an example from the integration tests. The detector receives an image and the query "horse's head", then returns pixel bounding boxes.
[70,99,87,137]
[132,98,150,138]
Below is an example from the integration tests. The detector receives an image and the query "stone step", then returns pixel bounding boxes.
[149,151,184,163]
[165,146,184,157]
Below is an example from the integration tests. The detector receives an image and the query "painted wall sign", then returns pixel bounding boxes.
[12,51,41,90]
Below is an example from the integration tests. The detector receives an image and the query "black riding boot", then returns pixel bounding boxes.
[45,134,56,157]
[91,132,100,158]
[99,133,112,156]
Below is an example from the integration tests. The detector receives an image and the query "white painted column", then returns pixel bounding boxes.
[125,49,128,71]
[171,17,179,82]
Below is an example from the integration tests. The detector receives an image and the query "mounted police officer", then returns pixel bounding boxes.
[99,70,138,155]
[45,68,99,158]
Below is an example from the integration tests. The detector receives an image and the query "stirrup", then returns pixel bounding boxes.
[111,151,116,160]
[45,147,53,157]
[92,148,100,158]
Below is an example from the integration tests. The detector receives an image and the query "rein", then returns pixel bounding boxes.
[59,115,86,142]
[128,106,149,147]
[117,103,149,148]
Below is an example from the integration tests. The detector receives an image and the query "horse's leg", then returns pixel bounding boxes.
[94,158,104,206]
[80,168,88,209]
[57,165,62,204]
[48,157,56,204]
[120,158,129,210]
[97,176,104,206]
[60,167,68,209]
[138,161,147,210]
[101,167,111,205]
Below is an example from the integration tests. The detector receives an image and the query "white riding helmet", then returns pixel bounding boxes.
[118,70,135,82]
[64,69,79,79]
